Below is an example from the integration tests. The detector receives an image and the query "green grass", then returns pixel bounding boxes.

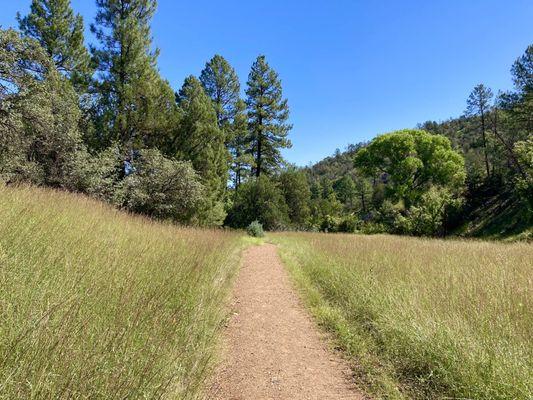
[0,186,243,399]
[271,232,533,400]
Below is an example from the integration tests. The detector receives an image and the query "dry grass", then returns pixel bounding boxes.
[272,232,533,400]
[0,185,242,399]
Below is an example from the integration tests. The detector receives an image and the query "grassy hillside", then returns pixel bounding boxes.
[0,186,241,399]
[453,191,532,241]
[272,232,533,400]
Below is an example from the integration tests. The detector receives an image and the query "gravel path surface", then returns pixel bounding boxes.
[209,243,365,400]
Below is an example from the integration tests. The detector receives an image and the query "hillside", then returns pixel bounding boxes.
[0,186,241,399]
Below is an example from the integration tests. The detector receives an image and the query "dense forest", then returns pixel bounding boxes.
[1,0,532,238]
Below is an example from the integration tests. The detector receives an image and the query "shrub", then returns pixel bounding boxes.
[66,147,205,224]
[338,214,360,233]
[247,220,265,237]
[395,186,463,236]
[226,175,289,230]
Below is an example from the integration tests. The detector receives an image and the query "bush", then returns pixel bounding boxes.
[338,214,360,233]
[225,175,289,230]
[395,186,463,236]
[247,220,265,237]
[66,147,205,224]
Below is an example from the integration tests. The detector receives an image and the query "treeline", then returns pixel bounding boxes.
[1,0,531,236]
[307,45,532,237]
[1,0,293,227]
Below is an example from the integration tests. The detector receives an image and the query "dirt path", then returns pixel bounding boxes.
[209,243,365,400]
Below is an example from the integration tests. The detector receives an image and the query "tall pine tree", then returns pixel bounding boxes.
[200,55,251,188]
[199,55,240,131]
[246,55,292,177]
[229,100,252,188]
[17,0,92,92]
[465,84,493,178]
[174,76,229,225]
[90,0,177,150]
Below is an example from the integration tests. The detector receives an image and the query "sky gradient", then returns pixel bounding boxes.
[2,0,532,166]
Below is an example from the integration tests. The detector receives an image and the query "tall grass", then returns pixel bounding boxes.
[272,232,533,400]
[0,186,241,399]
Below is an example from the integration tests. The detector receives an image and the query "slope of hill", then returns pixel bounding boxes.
[0,186,241,399]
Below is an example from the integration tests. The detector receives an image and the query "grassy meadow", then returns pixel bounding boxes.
[272,232,533,400]
[0,186,241,399]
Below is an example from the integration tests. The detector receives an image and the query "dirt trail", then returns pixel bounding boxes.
[209,243,365,400]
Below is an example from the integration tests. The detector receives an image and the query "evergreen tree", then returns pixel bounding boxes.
[174,76,229,225]
[279,168,311,226]
[245,55,292,177]
[200,55,252,187]
[17,0,92,92]
[199,54,240,131]
[334,175,357,210]
[90,0,177,149]
[229,100,253,188]
[465,84,493,178]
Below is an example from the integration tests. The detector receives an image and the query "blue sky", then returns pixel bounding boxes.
[2,1,532,166]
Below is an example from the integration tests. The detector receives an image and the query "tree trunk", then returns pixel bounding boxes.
[480,108,490,178]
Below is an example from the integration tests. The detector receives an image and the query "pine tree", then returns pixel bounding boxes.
[200,54,240,131]
[200,54,251,187]
[229,100,253,188]
[245,55,292,177]
[465,84,493,178]
[17,0,92,92]
[174,76,229,225]
[90,0,177,150]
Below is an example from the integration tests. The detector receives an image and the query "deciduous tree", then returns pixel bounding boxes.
[354,129,466,207]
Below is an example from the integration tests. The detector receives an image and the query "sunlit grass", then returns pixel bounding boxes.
[271,232,533,400]
[0,185,242,399]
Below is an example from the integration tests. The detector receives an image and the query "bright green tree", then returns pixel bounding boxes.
[174,76,229,225]
[90,0,178,149]
[246,55,292,177]
[355,129,466,207]
[17,0,92,92]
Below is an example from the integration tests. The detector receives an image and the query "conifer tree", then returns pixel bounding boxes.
[200,55,240,131]
[90,0,177,149]
[200,55,252,188]
[465,84,493,178]
[17,0,92,92]
[229,100,253,188]
[245,55,292,177]
[174,76,229,225]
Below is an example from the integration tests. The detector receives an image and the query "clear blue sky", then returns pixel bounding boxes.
[2,1,532,166]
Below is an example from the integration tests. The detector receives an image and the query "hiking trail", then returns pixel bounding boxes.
[209,243,365,400]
